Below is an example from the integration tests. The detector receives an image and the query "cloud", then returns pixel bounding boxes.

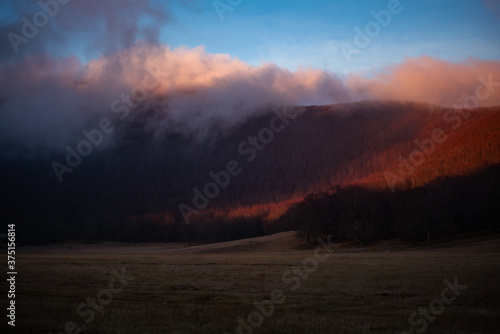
[0,0,171,60]
[1,1,500,160]
[348,56,500,107]
[1,40,499,157]
[0,44,353,154]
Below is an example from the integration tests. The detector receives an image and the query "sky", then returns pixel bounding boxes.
[0,0,499,154]
[2,0,499,71]
[164,0,500,73]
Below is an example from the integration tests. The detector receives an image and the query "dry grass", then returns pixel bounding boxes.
[4,234,500,334]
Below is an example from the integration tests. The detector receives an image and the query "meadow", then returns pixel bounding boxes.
[6,233,500,334]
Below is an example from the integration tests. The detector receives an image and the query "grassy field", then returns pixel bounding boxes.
[5,233,500,334]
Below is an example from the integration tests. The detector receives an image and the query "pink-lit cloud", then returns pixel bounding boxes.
[0,44,353,152]
[1,45,499,156]
[348,56,500,107]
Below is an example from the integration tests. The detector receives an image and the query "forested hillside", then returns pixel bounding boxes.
[2,101,499,243]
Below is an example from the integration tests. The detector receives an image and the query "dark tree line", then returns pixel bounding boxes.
[4,162,499,246]
[282,164,500,246]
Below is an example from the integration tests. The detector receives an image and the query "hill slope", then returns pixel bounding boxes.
[2,100,499,242]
